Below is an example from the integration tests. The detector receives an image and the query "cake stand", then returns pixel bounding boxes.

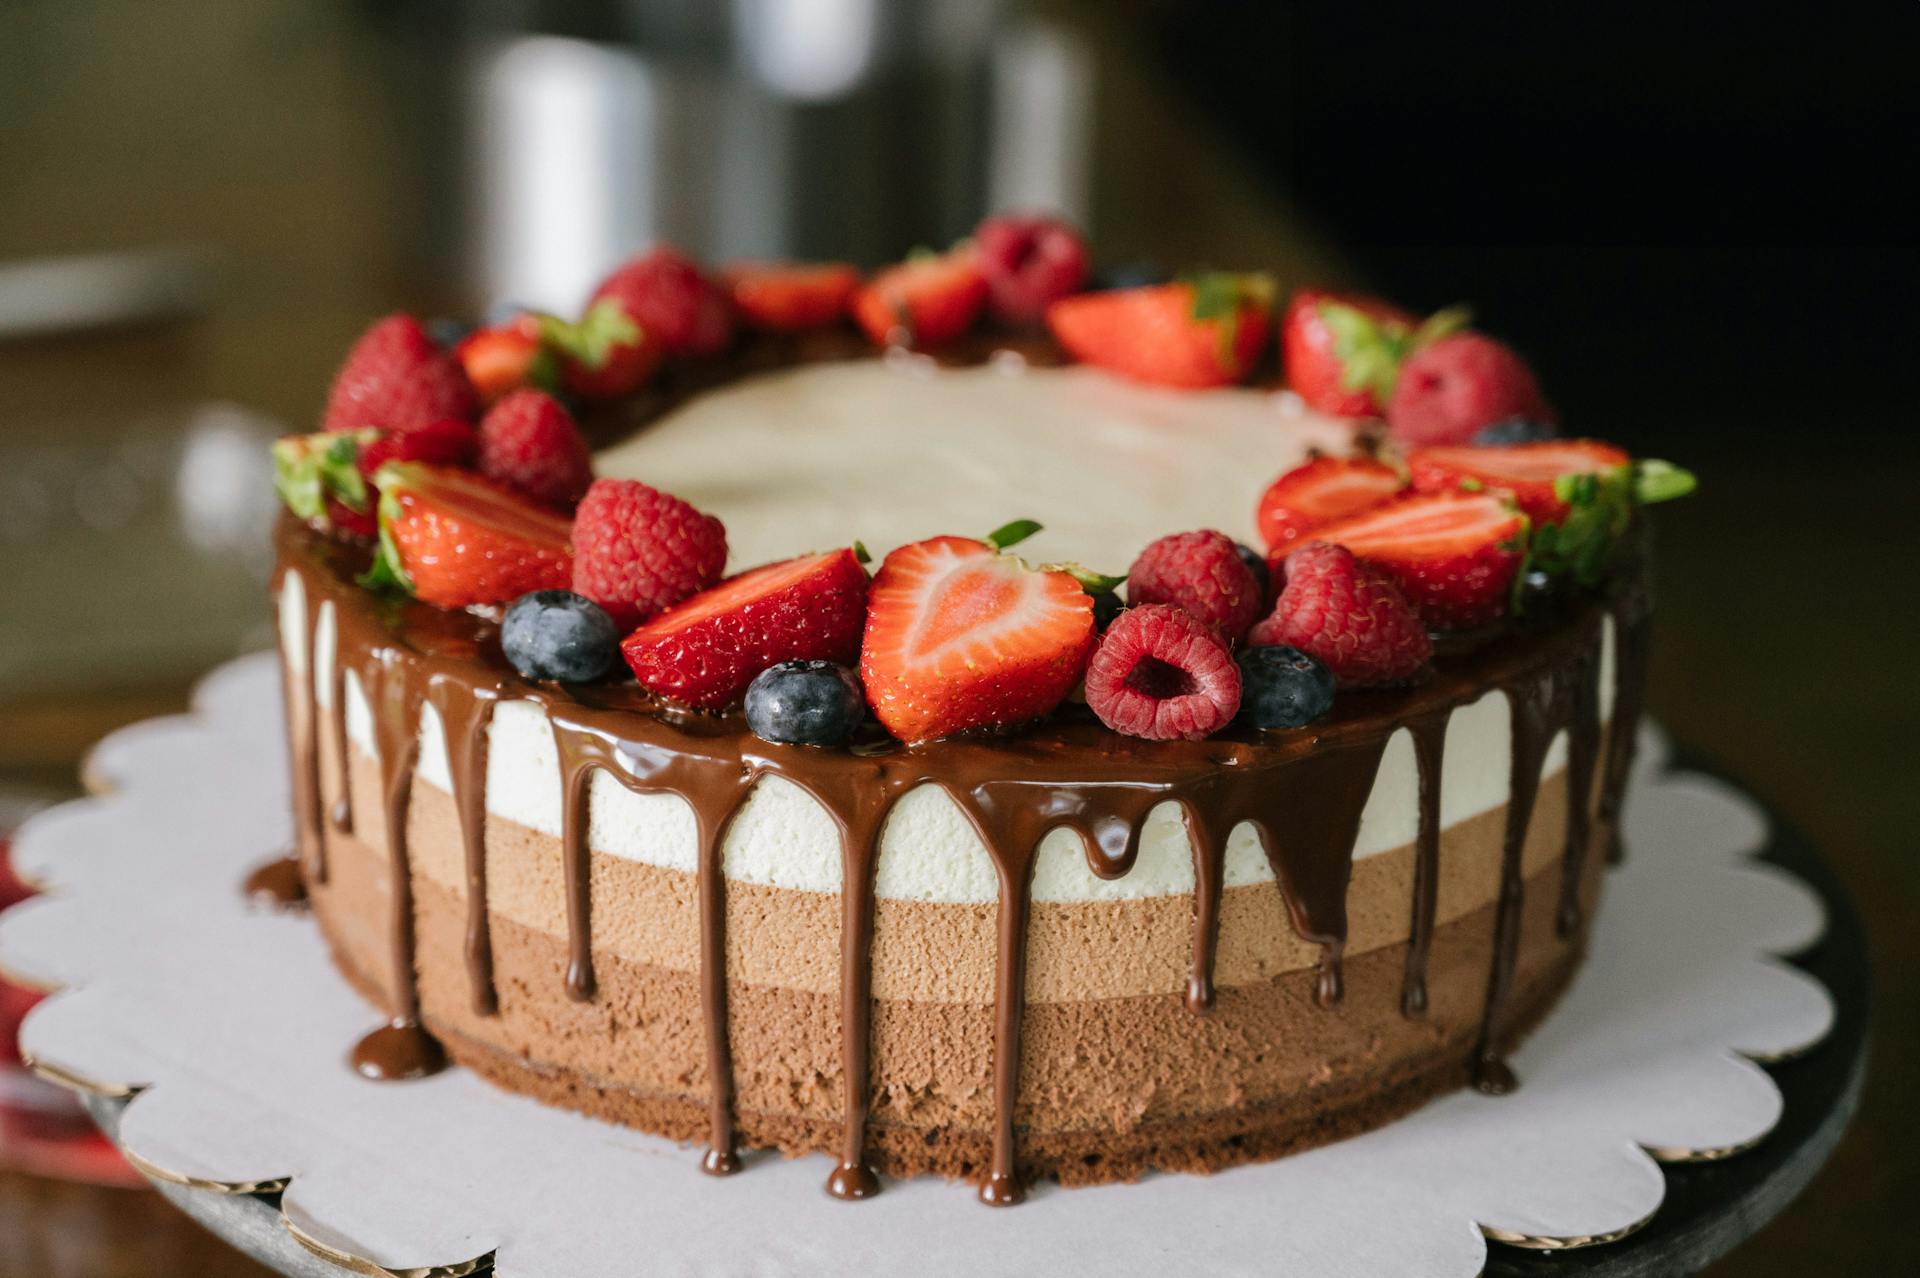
[0,655,1861,1277]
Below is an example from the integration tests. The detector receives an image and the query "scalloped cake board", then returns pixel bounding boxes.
[0,653,1832,1277]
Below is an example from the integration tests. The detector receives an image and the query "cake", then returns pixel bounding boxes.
[261,220,1689,1205]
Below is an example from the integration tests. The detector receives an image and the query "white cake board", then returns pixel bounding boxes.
[0,654,1834,1277]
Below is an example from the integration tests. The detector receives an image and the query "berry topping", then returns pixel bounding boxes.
[1083,605,1241,741]
[1472,416,1558,446]
[1090,589,1125,631]
[621,548,869,710]
[860,535,1095,741]
[1282,290,1418,417]
[501,590,621,683]
[1408,440,1631,523]
[743,660,867,747]
[1235,542,1271,601]
[274,419,475,539]
[323,314,477,436]
[571,478,728,630]
[722,261,861,332]
[1306,491,1527,630]
[455,323,558,407]
[364,463,573,608]
[1387,332,1557,447]
[1046,274,1273,389]
[1249,543,1431,687]
[852,246,990,350]
[476,389,593,508]
[973,212,1091,327]
[1235,643,1336,730]
[1255,456,1407,553]
[1125,529,1265,644]
[535,302,663,400]
[589,247,734,357]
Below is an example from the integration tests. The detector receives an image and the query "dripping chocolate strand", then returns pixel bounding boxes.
[695,798,745,1176]
[1184,800,1224,1015]
[979,836,1037,1206]
[1401,714,1450,1018]
[550,732,603,1003]
[1555,647,1603,936]
[430,678,501,1016]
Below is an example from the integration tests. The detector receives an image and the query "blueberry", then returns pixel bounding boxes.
[483,298,535,328]
[1235,644,1335,730]
[1234,542,1271,598]
[501,591,620,683]
[426,317,473,351]
[1090,590,1124,631]
[744,661,865,746]
[1472,417,1558,446]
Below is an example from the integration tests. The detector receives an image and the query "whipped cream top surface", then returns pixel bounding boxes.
[591,358,1355,571]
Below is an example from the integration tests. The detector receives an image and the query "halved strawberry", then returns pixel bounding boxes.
[852,247,989,349]
[621,548,869,710]
[1308,491,1526,629]
[1280,289,1466,417]
[456,323,558,406]
[365,462,573,608]
[1255,456,1406,553]
[1047,275,1274,389]
[860,537,1095,741]
[1408,440,1631,523]
[723,261,861,332]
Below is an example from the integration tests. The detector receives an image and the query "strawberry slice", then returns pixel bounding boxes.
[852,247,989,349]
[1308,491,1526,629]
[1255,456,1406,553]
[621,548,870,710]
[1047,275,1274,389]
[723,261,862,332]
[860,537,1095,741]
[365,462,573,608]
[1408,440,1631,523]
[456,323,558,407]
[1280,289,1467,417]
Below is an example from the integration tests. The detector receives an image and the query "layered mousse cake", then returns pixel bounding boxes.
[262,216,1692,1204]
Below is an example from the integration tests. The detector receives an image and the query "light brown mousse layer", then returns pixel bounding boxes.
[308,735,1604,1185]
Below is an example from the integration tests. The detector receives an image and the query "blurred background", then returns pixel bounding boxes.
[0,1,1912,1273]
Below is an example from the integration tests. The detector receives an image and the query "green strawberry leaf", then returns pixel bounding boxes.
[1512,458,1696,613]
[272,437,327,521]
[273,430,376,523]
[540,299,639,372]
[1041,562,1127,594]
[851,540,872,566]
[1632,459,1697,505]
[1182,271,1276,368]
[985,518,1043,552]
[1320,300,1471,404]
[357,467,415,594]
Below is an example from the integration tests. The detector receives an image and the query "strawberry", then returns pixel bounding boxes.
[535,302,664,400]
[589,247,734,358]
[722,261,861,332]
[1408,440,1631,523]
[274,420,474,538]
[1281,290,1410,416]
[860,536,1095,741]
[1046,274,1274,389]
[364,462,573,608]
[323,314,476,435]
[1255,456,1406,553]
[852,247,990,349]
[1387,332,1557,447]
[973,213,1091,327]
[1250,543,1431,686]
[621,548,869,710]
[1307,491,1527,629]
[456,323,558,406]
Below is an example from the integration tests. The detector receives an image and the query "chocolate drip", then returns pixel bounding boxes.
[428,679,501,1015]
[1599,608,1652,864]
[1555,648,1604,936]
[351,1019,445,1080]
[242,854,308,911]
[1185,802,1225,1014]
[1401,715,1449,1018]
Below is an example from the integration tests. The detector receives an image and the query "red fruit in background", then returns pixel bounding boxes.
[1250,543,1431,687]
[1307,490,1526,629]
[621,548,869,710]
[1280,289,1424,417]
[1047,275,1274,389]
[589,247,734,358]
[1387,332,1557,447]
[852,247,990,350]
[532,302,664,400]
[366,462,573,608]
[1255,455,1406,553]
[860,536,1094,742]
[456,324,558,406]
[722,261,861,332]
[973,212,1091,327]
[1125,529,1264,644]
[476,390,593,508]
[1083,604,1241,741]
[570,478,728,630]
[1408,440,1631,523]
[322,314,476,435]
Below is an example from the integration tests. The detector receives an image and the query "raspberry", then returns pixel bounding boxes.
[1249,543,1431,687]
[1084,605,1241,741]
[571,479,727,630]
[1126,530,1264,644]
[589,248,734,357]
[974,213,1090,327]
[476,390,593,508]
[323,314,476,435]
[1386,332,1556,448]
